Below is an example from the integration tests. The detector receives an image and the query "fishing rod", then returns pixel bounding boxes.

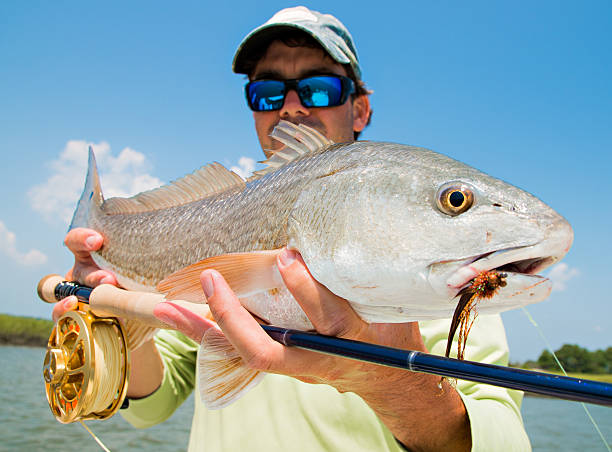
[39,276,611,423]
[262,325,611,406]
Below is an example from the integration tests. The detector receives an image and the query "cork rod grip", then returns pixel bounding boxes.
[37,274,211,330]
[92,286,212,329]
[37,274,65,303]
[89,285,171,328]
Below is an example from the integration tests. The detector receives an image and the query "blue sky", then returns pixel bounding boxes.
[1,1,610,361]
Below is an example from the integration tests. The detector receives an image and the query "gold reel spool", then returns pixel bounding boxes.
[43,309,130,423]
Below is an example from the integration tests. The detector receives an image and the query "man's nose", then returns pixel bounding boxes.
[280,89,309,117]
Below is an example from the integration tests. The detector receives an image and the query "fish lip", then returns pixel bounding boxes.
[444,245,557,293]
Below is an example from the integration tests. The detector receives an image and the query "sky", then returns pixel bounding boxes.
[1,1,610,362]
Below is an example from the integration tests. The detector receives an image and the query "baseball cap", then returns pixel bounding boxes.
[233,6,362,80]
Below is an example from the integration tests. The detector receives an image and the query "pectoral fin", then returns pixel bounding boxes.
[157,249,284,303]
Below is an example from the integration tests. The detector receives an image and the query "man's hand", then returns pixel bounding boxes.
[52,228,118,321]
[64,228,118,286]
[156,248,471,451]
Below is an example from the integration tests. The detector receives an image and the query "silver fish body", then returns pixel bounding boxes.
[72,122,573,327]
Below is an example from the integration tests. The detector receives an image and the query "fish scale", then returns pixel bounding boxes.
[89,139,378,290]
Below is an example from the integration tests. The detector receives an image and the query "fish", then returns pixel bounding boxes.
[70,120,573,408]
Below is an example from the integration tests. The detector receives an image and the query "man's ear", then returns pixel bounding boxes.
[352,95,371,133]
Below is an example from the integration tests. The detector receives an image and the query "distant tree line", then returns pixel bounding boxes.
[521,344,611,374]
[0,314,53,347]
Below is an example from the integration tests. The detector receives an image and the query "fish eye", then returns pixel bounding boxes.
[436,183,474,216]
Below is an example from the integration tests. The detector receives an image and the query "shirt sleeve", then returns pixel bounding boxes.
[419,314,532,452]
[120,330,199,429]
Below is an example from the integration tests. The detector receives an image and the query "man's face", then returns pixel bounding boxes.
[250,40,366,157]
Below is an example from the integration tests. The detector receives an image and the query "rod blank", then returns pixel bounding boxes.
[262,325,612,407]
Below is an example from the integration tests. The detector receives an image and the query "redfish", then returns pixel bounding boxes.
[70,121,573,407]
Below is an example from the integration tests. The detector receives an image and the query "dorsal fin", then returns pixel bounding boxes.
[102,162,245,215]
[250,121,333,180]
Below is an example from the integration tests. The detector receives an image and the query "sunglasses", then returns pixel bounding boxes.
[245,75,356,112]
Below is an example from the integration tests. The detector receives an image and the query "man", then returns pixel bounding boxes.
[55,7,531,451]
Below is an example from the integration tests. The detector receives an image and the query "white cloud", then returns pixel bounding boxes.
[546,262,579,292]
[230,156,256,179]
[0,220,48,266]
[28,140,163,225]
[29,143,259,227]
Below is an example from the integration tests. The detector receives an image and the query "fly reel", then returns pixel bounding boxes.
[43,307,129,423]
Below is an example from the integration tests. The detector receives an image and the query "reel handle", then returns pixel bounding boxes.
[38,274,211,330]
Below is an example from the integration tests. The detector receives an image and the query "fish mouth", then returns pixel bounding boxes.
[442,249,557,360]
[445,246,558,294]
[427,219,573,308]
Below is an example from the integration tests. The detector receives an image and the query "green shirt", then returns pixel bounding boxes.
[122,314,531,451]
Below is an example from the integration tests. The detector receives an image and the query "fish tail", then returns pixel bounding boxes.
[69,147,103,231]
[198,328,264,409]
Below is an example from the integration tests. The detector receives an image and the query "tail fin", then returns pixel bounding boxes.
[69,147,104,230]
[198,329,264,409]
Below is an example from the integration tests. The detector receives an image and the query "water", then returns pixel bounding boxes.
[1,345,610,451]
[522,397,611,451]
[1,346,192,451]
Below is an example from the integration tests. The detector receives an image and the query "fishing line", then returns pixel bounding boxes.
[90,323,123,413]
[79,420,112,452]
[521,307,611,451]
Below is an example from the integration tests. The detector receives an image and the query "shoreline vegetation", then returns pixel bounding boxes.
[2,313,610,384]
[0,313,54,347]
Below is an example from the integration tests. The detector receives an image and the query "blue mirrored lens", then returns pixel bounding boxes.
[246,76,352,111]
[248,80,285,111]
[298,76,343,107]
